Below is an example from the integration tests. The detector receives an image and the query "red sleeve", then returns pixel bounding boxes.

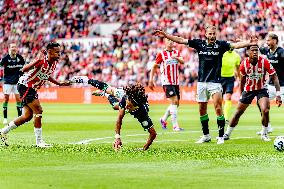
[264,59,276,75]
[155,52,163,65]
[239,60,246,76]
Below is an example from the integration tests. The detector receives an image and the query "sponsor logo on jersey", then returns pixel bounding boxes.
[199,51,219,55]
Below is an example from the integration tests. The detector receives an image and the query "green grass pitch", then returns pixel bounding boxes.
[1,103,284,189]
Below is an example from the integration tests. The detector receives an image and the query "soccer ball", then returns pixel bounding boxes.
[274,136,284,151]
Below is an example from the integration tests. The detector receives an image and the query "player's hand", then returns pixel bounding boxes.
[276,96,282,107]
[59,80,71,86]
[249,35,258,45]
[153,29,166,37]
[149,80,155,90]
[113,138,122,151]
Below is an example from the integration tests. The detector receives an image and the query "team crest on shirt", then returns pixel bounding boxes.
[258,68,262,72]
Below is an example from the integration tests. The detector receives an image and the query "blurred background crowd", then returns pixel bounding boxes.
[0,0,284,87]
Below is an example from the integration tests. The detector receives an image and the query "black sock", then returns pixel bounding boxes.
[217,115,225,137]
[108,95,119,107]
[88,79,108,90]
[200,114,209,135]
[3,107,7,119]
[17,106,22,117]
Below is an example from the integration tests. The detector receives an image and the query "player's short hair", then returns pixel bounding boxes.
[46,42,60,50]
[123,83,148,106]
[246,44,259,50]
[268,33,278,43]
[205,24,216,31]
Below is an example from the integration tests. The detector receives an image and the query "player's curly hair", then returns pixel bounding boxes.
[123,83,148,106]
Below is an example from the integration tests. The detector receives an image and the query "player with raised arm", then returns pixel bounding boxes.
[221,48,241,122]
[0,42,71,147]
[256,33,284,135]
[71,76,157,151]
[223,45,282,141]
[0,43,25,125]
[149,39,184,131]
[153,25,257,144]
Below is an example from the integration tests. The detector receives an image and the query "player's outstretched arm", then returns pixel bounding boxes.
[113,107,125,151]
[149,63,159,90]
[271,73,282,107]
[231,35,258,49]
[143,127,157,150]
[48,77,71,86]
[153,30,188,44]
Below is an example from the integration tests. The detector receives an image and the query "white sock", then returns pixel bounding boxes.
[267,122,271,129]
[225,126,234,136]
[34,127,43,144]
[104,93,110,98]
[169,105,178,128]
[2,121,17,134]
[262,126,268,135]
[162,105,171,121]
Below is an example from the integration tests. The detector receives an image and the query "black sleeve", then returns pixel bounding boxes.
[18,54,26,65]
[0,56,6,67]
[187,39,201,50]
[279,49,284,58]
[259,47,267,55]
[119,97,126,109]
[219,40,231,52]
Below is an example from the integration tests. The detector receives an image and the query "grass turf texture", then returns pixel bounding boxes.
[1,103,284,189]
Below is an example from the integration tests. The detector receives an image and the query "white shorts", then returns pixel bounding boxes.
[267,84,284,101]
[3,84,19,95]
[196,82,223,102]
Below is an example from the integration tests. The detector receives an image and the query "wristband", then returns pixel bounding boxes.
[115,134,120,139]
[276,91,281,96]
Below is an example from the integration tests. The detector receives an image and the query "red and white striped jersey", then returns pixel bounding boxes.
[155,50,181,85]
[240,56,275,92]
[18,56,58,90]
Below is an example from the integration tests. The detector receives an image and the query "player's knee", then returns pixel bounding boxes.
[262,108,270,115]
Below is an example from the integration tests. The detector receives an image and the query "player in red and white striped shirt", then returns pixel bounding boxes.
[224,45,282,141]
[0,42,71,147]
[149,39,184,131]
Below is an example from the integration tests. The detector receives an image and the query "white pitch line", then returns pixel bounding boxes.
[71,133,261,145]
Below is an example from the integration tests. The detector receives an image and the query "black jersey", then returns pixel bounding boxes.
[119,96,153,130]
[187,39,231,83]
[259,47,284,86]
[0,54,25,84]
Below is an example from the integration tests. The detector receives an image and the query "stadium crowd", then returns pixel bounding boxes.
[0,0,284,87]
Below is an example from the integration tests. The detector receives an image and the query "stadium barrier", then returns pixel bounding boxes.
[0,87,243,104]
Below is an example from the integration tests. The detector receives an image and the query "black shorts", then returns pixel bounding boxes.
[240,89,269,104]
[18,84,38,106]
[163,85,180,99]
[221,77,235,94]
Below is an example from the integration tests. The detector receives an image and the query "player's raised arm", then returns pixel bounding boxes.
[271,73,282,107]
[230,35,258,49]
[153,30,188,44]
[113,107,125,150]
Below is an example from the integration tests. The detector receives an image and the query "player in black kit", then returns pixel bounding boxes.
[0,43,25,125]
[256,33,284,135]
[153,25,257,144]
[70,76,157,151]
